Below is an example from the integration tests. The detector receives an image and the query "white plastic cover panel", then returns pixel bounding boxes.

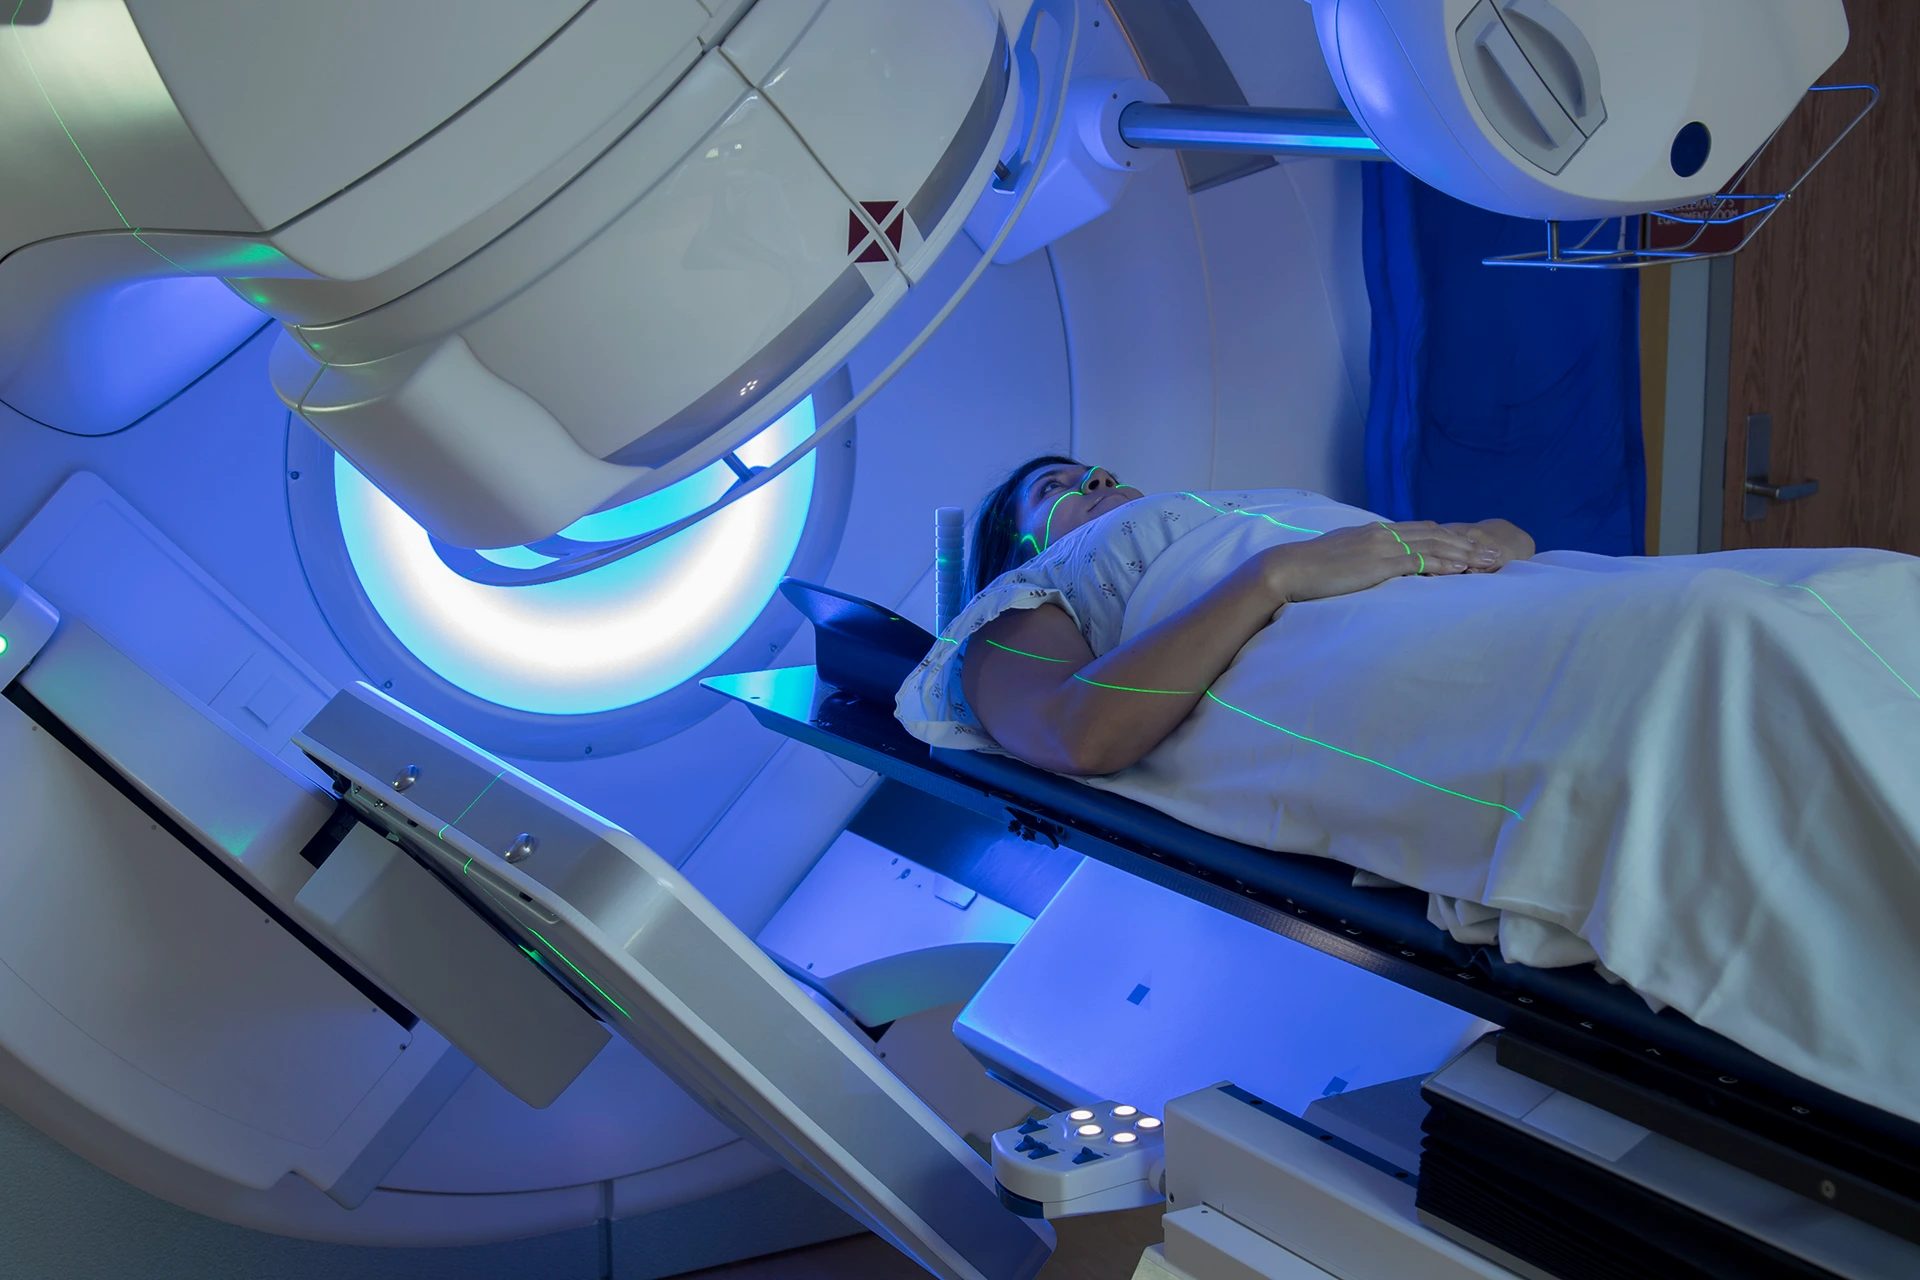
[124,0,592,230]
[1313,0,1849,219]
[1,0,1011,547]
[958,859,1487,1116]
[462,84,880,466]
[296,684,1054,1280]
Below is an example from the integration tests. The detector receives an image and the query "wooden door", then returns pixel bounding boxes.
[1722,0,1920,553]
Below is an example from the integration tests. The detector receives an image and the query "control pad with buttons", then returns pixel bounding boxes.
[990,1100,1166,1219]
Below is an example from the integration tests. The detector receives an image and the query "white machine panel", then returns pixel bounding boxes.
[757,830,1033,1028]
[956,858,1490,1117]
[463,83,894,466]
[296,683,1057,1280]
[753,0,1001,282]
[1162,1084,1514,1279]
[0,694,432,1192]
[0,471,332,777]
[1311,0,1850,220]
[0,567,57,688]
[123,0,592,232]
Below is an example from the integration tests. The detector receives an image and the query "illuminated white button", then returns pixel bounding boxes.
[1076,1123,1103,1137]
[1112,1131,1139,1145]
[1135,1116,1161,1130]
[1067,1109,1095,1122]
[1112,1105,1138,1117]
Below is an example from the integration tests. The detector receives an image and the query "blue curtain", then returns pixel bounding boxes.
[1362,165,1646,556]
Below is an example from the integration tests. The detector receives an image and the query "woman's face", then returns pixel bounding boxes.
[1013,464,1142,556]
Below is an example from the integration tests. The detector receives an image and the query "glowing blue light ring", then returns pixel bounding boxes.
[286,371,856,759]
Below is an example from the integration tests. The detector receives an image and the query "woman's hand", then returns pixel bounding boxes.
[1261,521,1484,604]
[1448,519,1535,570]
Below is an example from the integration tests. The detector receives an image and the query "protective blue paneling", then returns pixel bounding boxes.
[1362,165,1645,555]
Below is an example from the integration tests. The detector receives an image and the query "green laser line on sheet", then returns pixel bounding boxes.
[1182,492,1321,535]
[437,770,506,839]
[523,924,632,1019]
[1204,690,1522,819]
[8,3,184,271]
[1736,572,1920,703]
[1381,524,1425,575]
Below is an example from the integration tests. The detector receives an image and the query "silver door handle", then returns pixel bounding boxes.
[1744,479,1819,503]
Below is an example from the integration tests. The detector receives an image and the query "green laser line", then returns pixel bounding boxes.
[524,924,632,1019]
[1074,675,1197,696]
[456,854,632,1018]
[1042,489,1083,551]
[1736,572,1920,703]
[438,769,505,839]
[7,4,183,271]
[1182,492,1321,535]
[1205,690,1522,819]
[978,635,1197,693]
[981,635,1071,662]
[1381,524,1425,575]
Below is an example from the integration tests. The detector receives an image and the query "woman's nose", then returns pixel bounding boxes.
[1084,467,1119,491]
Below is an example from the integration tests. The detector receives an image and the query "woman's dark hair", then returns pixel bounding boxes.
[967,454,1080,596]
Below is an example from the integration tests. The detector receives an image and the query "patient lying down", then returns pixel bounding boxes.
[896,456,1920,1127]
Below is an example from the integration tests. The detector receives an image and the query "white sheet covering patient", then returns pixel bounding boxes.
[897,483,1920,1127]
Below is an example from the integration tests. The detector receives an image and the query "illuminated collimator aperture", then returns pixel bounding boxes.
[1112,1105,1137,1117]
[1111,1131,1138,1145]
[335,399,818,715]
[1067,1109,1095,1122]
[1076,1123,1103,1137]
[1135,1116,1161,1130]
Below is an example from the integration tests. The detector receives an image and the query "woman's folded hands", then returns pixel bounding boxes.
[1260,519,1532,605]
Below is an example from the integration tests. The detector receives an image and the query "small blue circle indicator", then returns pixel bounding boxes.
[1671,122,1713,178]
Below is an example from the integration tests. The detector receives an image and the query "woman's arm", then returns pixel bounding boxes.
[960,520,1489,775]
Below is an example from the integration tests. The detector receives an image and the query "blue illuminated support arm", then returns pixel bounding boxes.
[1116,103,1387,160]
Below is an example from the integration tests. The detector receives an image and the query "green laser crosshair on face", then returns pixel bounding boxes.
[1041,488,1083,552]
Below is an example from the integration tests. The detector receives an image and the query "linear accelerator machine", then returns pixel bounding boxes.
[0,1,1862,1278]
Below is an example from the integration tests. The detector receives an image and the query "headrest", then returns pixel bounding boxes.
[779,578,934,706]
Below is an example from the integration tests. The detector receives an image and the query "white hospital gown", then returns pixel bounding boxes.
[896,489,1920,1126]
